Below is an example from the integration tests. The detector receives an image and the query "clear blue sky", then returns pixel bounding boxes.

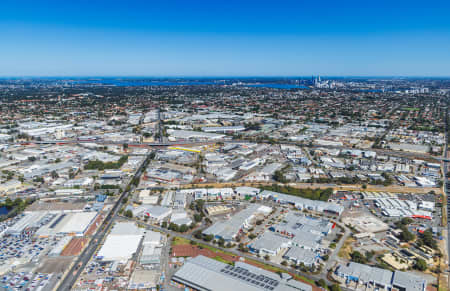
[1,0,450,77]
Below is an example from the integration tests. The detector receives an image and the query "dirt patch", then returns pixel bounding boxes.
[172,244,239,263]
[61,237,89,256]
[85,214,103,236]
[338,237,355,259]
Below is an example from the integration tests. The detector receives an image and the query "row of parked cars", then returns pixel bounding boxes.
[1,272,54,291]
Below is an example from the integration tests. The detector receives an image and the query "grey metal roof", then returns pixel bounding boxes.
[259,190,344,215]
[250,232,290,253]
[283,247,316,266]
[392,271,426,291]
[203,204,262,241]
[172,256,312,291]
[110,222,143,236]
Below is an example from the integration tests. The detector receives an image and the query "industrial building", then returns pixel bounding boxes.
[7,211,98,237]
[203,204,272,242]
[96,222,144,263]
[259,190,344,216]
[172,255,312,291]
[140,231,163,265]
[334,262,426,291]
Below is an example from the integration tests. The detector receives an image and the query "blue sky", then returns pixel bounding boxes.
[1,0,449,76]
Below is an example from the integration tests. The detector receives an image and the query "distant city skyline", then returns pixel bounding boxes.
[1,0,450,77]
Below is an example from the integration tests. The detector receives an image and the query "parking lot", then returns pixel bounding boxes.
[0,272,61,291]
[0,234,62,267]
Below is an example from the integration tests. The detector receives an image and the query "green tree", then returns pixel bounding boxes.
[398,226,415,242]
[193,213,202,222]
[414,258,427,271]
[203,234,214,242]
[350,251,367,264]
[179,224,188,233]
[168,223,179,232]
[317,279,327,289]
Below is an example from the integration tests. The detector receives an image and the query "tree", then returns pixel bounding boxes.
[168,223,179,232]
[317,279,327,289]
[400,217,413,225]
[179,224,188,233]
[365,250,375,261]
[193,213,202,222]
[398,226,415,242]
[350,251,367,264]
[414,258,427,271]
[203,234,214,242]
[51,170,59,179]
[33,177,44,183]
[421,228,438,249]
[193,230,202,239]
[330,284,342,291]
[218,238,225,247]
[273,170,287,183]
[124,210,133,218]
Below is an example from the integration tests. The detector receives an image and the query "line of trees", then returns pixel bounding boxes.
[85,155,128,170]
[260,185,333,201]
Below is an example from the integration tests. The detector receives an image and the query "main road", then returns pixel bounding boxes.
[56,153,152,291]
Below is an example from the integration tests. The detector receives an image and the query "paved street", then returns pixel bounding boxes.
[56,154,152,291]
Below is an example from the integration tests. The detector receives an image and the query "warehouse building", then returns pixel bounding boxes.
[282,247,317,267]
[203,204,272,242]
[270,212,333,238]
[335,262,426,291]
[201,125,246,133]
[140,231,163,265]
[143,205,172,223]
[6,212,50,236]
[172,255,312,291]
[248,231,291,256]
[96,222,144,263]
[373,198,433,220]
[259,190,344,216]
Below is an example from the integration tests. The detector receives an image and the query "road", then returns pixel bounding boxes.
[325,225,350,272]
[56,153,152,291]
[158,107,164,143]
